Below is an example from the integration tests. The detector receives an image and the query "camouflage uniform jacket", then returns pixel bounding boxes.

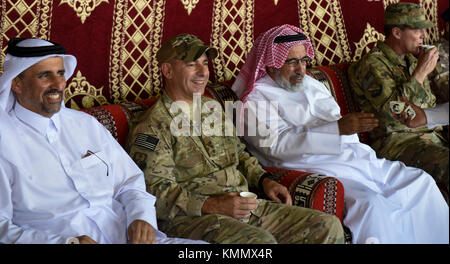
[348,40,439,149]
[127,92,267,221]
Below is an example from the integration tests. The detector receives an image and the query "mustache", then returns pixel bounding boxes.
[289,74,304,81]
[43,89,63,96]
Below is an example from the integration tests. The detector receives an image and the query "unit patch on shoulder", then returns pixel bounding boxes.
[132,152,148,170]
[134,133,159,151]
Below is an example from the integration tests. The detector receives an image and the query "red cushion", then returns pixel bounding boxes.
[264,167,345,222]
[80,98,158,146]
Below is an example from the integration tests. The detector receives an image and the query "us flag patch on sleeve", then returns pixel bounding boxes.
[134,133,159,151]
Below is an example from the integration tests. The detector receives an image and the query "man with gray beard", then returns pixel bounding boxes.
[232,24,449,244]
[126,33,345,244]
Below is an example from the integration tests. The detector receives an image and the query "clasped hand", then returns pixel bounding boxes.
[76,219,155,244]
[413,47,439,84]
[338,112,379,135]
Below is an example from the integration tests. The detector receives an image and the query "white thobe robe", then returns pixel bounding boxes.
[243,74,449,244]
[0,103,206,244]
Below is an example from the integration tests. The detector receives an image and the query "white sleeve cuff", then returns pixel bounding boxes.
[425,103,449,128]
[309,120,339,134]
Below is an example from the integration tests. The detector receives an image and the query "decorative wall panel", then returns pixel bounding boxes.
[383,0,400,9]
[297,0,351,65]
[0,0,448,108]
[181,0,199,15]
[59,0,108,24]
[421,0,440,44]
[352,23,385,62]
[0,0,52,73]
[211,0,254,82]
[108,0,165,103]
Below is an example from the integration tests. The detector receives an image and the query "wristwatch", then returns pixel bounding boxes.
[66,237,80,244]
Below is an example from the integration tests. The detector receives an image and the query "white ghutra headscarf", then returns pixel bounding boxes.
[0,38,77,112]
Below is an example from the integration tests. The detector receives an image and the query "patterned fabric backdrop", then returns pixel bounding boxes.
[1,0,448,109]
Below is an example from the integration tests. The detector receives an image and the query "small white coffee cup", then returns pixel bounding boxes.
[239,191,257,199]
[239,192,258,223]
[421,44,435,51]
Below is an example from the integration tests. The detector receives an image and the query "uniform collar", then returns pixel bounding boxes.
[14,102,61,136]
[376,40,408,67]
[161,91,207,118]
[161,91,174,108]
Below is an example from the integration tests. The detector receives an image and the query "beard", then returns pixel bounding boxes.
[273,69,304,92]
[41,89,63,115]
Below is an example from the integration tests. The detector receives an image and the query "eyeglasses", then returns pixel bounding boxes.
[87,150,109,176]
[284,57,311,67]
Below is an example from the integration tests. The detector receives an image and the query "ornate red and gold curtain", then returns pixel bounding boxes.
[1,0,448,109]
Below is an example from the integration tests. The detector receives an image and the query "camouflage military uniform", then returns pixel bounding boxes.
[430,38,449,103]
[127,92,344,244]
[349,40,449,192]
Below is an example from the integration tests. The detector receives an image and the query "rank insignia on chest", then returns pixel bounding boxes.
[134,133,159,151]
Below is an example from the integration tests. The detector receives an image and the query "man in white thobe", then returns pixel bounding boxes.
[0,37,206,244]
[232,24,449,244]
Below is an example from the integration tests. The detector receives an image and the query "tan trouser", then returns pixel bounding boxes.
[158,199,344,244]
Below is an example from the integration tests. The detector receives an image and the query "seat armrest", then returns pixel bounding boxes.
[263,167,345,223]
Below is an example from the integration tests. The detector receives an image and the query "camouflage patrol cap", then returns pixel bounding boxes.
[156,34,218,65]
[384,2,433,29]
